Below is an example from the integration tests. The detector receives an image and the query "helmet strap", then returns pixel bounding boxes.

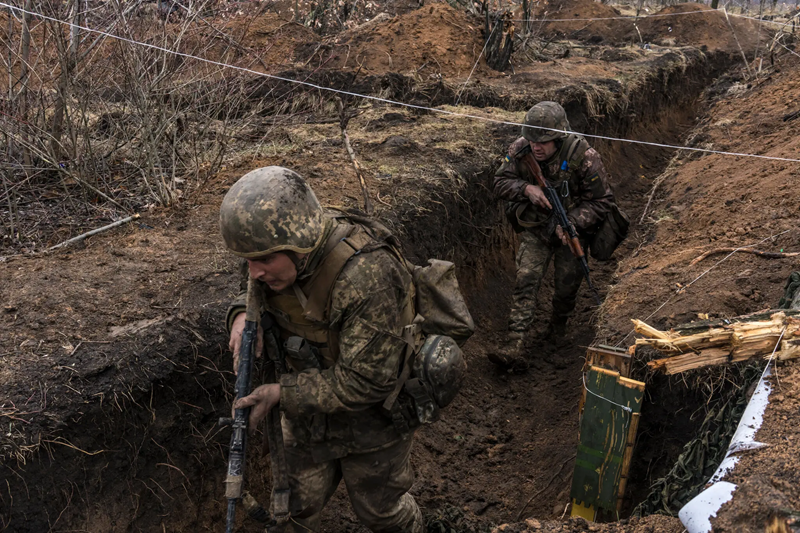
[288,251,309,274]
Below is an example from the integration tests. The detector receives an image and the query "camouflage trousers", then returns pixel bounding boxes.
[507,230,587,333]
[277,417,423,533]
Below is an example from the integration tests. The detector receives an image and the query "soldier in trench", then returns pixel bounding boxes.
[489,101,615,371]
[221,166,423,533]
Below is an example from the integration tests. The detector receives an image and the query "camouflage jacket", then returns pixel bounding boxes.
[227,220,414,461]
[493,136,615,239]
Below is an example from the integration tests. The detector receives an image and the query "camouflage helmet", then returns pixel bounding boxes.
[413,335,467,408]
[220,166,325,258]
[521,101,571,143]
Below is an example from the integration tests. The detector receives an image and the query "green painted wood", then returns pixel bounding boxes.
[570,369,644,512]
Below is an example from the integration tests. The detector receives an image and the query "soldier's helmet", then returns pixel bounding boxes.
[521,101,571,143]
[413,335,467,408]
[219,166,325,258]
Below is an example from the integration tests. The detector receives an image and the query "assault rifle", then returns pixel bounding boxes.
[516,144,602,306]
[221,279,260,533]
[220,280,291,533]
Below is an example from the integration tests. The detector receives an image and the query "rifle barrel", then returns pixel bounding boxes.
[226,499,236,533]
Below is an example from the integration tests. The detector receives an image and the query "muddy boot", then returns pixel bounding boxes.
[544,319,569,348]
[487,332,529,372]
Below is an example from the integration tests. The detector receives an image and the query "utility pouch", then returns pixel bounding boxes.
[505,200,527,233]
[589,203,630,261]
[389,378,440,434]
[284,336,322,371]
[404,377,440,425]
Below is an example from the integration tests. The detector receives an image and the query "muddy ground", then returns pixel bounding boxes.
[1,1,798,532]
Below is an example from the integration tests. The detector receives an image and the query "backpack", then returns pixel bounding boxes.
[287,210,474,430]
[588,204,630,261]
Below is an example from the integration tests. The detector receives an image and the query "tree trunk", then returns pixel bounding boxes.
[484,12,514,72]
[711,0,720,9]
[521,0,530,34]
[20,0,32,167]
[51,0,81,159]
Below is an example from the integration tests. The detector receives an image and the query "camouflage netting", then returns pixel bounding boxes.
[633,363,763,517]
[778,271,800,310]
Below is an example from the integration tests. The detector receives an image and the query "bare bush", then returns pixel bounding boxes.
[1,0,273,252]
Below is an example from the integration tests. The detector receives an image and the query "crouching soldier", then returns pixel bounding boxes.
[221,167,423,533]
[489,101,616,371]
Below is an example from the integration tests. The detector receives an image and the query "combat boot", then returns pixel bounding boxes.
[544,318,569,347]
[487,331,529,372]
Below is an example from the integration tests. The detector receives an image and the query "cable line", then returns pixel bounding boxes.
[2,2,800,164]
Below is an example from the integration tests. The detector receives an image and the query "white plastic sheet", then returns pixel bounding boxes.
[678,367,773,532]
[678,481,737,533]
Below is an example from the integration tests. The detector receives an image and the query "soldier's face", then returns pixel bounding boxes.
[530,140,557,161]
[248,252,298,291]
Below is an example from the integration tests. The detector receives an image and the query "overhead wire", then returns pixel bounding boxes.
[582,372,633,413]
[2,1,800,164]
[512,9,789,25]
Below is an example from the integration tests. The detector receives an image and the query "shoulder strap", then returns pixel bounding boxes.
[301,225,377,323]
[560,134,590,171]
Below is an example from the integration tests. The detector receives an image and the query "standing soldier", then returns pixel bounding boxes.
[489,101,615,371]
[220,167,423,533]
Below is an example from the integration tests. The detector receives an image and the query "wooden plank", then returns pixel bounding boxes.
[617,411,641,513]
[650,339,791,374]
[673,309,800,335]
[638,311,800,374]
[585,345,632,378]
[570,367,645,514]
[777,339,800,361]
[647,348,731,374]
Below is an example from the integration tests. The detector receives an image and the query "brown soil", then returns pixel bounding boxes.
[535,1,767,53]
[713,361,800,531]
[599,52,800,342]
[322,3,491,78]
[535,0,632,45]
[634,3,765,52]
[220,12,320,69]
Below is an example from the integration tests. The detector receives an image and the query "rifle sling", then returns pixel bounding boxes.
[262,320,291,526]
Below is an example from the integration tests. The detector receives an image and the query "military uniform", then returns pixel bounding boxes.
[494,134,614,335]
[226,213,423,533]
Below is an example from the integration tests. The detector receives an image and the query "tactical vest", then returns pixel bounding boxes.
[545,133,590,211]
[512,134,589,231]
[263,218,416,372]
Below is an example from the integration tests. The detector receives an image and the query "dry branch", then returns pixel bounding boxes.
[635,312,800,374]
[335,97,373,215]
[631,319,673,340]
[48,214,140,250]
[690,247,800,266]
